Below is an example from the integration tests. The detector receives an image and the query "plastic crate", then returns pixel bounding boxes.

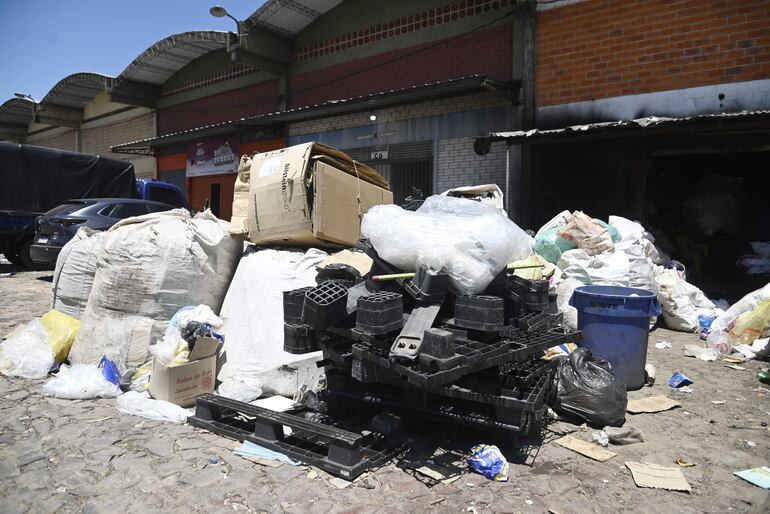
[302,281,350,329]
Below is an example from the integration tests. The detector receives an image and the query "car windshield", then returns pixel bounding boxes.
[44,202,89,217]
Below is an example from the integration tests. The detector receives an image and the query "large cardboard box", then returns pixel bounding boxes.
[149,337,219,407]
[247,142,392,246]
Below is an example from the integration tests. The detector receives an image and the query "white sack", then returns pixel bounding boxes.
[558,249,630,286]
[361,195,531,294]
[0,320,54,379]
[608,215,645,242]
[556,278,585,331]
[616,239,657,293]
[536,210,572,238]
[217,247,328,397]
[69,210,241,369]
[655,269,720,332]
[711,282,770,332]
[51,227,106,319]
[42,364,122,399]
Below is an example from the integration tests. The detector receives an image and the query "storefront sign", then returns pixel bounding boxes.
[186,135,240,177]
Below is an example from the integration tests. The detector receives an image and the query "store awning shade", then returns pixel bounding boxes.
[480,110,770,145]
[112,75,494,155]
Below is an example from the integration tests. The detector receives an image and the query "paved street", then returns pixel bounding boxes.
[1,265,769,513]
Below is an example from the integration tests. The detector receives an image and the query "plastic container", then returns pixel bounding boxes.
[570,285,662,390]
[706,330,731,357]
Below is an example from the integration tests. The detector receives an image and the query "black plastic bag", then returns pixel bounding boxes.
[551,348,627,427]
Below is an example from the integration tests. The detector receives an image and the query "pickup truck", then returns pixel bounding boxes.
[0,142,188,269]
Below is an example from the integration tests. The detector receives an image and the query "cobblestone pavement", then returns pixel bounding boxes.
[1,263,769,513]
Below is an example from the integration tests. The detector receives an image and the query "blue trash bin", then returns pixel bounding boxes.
[570,285,661,390]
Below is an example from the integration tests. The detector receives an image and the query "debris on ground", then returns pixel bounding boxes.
[625,461,692,492]
[626,396,681,414]
[734,466,770,489]
[554,435,616,461]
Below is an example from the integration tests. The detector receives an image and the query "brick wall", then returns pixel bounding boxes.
[81,113,154,157]
[537,0,770,106]
[27,130,76,152]
[158,79,280,135]
[291,23,512,108]
[435,136,507,192]
[288,92,509,136]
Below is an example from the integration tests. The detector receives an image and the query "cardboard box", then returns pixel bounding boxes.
[149,336,220,407]
[247,142,392,246]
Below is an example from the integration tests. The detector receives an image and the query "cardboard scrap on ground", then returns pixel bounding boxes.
[723,355,746,364]
[627,395,681,414]
[554,435,616,462]
[725,364,747,371]
[734,466,770,489]
[625,461,691,492]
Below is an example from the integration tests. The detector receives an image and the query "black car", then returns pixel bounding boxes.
[30,198,176,268]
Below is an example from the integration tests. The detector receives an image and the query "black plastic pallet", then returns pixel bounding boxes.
[283,287,313,324]
[513,311,563,333]
[498,357,557,390]
[303,281,349,329]
[188,394,398,481]
[356,291,404,335]
[454,294,505,332]
[436,373,552,411]
[352,329,577,388]
[283,323,320,354]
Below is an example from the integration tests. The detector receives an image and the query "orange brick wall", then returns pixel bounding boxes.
[537,0,770,107]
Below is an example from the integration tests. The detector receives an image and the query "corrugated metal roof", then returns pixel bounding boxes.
[118,31,229,85]
[0,98,35,127]
[246,0,342,37]
[40,73,113,109]
[112,75,488,154]
[483,111,770,143]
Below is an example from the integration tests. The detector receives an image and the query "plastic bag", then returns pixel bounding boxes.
[655,270,720,332]
[217,379,264,403]
[712,283,770,333]
[729,299,770,345]
[558,211,614,256]
[40,309,80,363]
[558,249,630,286]
[0,320,54,379]
[467,444,509,481]
[116,390,190,423]
[362,195,532,294]
[551,348,627,427]
[42,364,122,399]
[533,227,577,264]
[535,210,572,238]
[595,426,644,445]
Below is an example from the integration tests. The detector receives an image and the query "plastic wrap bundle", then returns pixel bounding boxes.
[69,210,242,369]
[361,195,532,294]
[51,227,107,319]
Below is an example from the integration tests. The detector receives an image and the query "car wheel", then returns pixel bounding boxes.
[3,248,23,266]
[19,240,49,271]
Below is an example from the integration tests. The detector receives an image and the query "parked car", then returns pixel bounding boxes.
[29,198,177,268]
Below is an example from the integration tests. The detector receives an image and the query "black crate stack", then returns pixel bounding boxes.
[283,240,582,439]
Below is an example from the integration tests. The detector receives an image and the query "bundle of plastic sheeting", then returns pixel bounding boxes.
[655,270,723,332]
[711,282,770,333]
[362,195,532,294]
[117,391,190,423]
[558,249,630,286]
[217,247,329,399]
[0,320,54,379]
[42,364,122,399]
[69,210,242,370]
[50,227,106,320]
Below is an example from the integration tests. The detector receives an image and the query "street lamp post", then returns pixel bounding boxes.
[14,92,36,123]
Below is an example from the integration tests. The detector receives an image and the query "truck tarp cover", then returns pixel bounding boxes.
[0,142,136,213]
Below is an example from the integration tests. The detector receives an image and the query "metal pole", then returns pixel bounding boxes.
[505,142,511,217]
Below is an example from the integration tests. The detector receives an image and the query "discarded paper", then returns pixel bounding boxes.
[734,466,770,489]
[625,461,691,492]
[626,396,681,414]
[554,435,616,462]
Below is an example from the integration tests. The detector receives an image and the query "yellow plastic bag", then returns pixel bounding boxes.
[729,298,770,345]
[40,310,81,363]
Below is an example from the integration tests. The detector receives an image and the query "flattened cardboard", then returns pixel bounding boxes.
[247,143,392,247]
[626,395,681,414]
[553,435,616,462]
[625,461,691,492]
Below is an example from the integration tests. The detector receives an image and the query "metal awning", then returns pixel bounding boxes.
[245,0,343,37]
[480,110,770,145]
[40,73,112,110]
[112,75,494,155]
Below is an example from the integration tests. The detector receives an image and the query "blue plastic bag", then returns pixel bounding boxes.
[467,444,509,481]
[98,355,121,385]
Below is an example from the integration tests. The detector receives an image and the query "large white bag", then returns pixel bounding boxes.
[711,282,770,332]
[69,210,241,369]
[558,249,630,286]
[362,195,531,294]
[51,228,106,319]
[655,269,720,332]
[217,247,328,398]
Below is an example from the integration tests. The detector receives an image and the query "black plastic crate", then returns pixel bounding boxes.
[283,323,319,354]
[454,294,505,332]
[283,287,313,324]
[302,281,350,329]
[513,311,563,333]
[356,291,404,335]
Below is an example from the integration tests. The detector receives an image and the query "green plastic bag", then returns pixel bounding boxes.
[533,227,577,264]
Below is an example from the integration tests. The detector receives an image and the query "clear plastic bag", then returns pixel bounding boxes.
[40,309,80,363]
[42,364,122,399]
[361,195,532,294]
[116,391,190,423]
[730,298,770,345]
[0,320,54,379]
